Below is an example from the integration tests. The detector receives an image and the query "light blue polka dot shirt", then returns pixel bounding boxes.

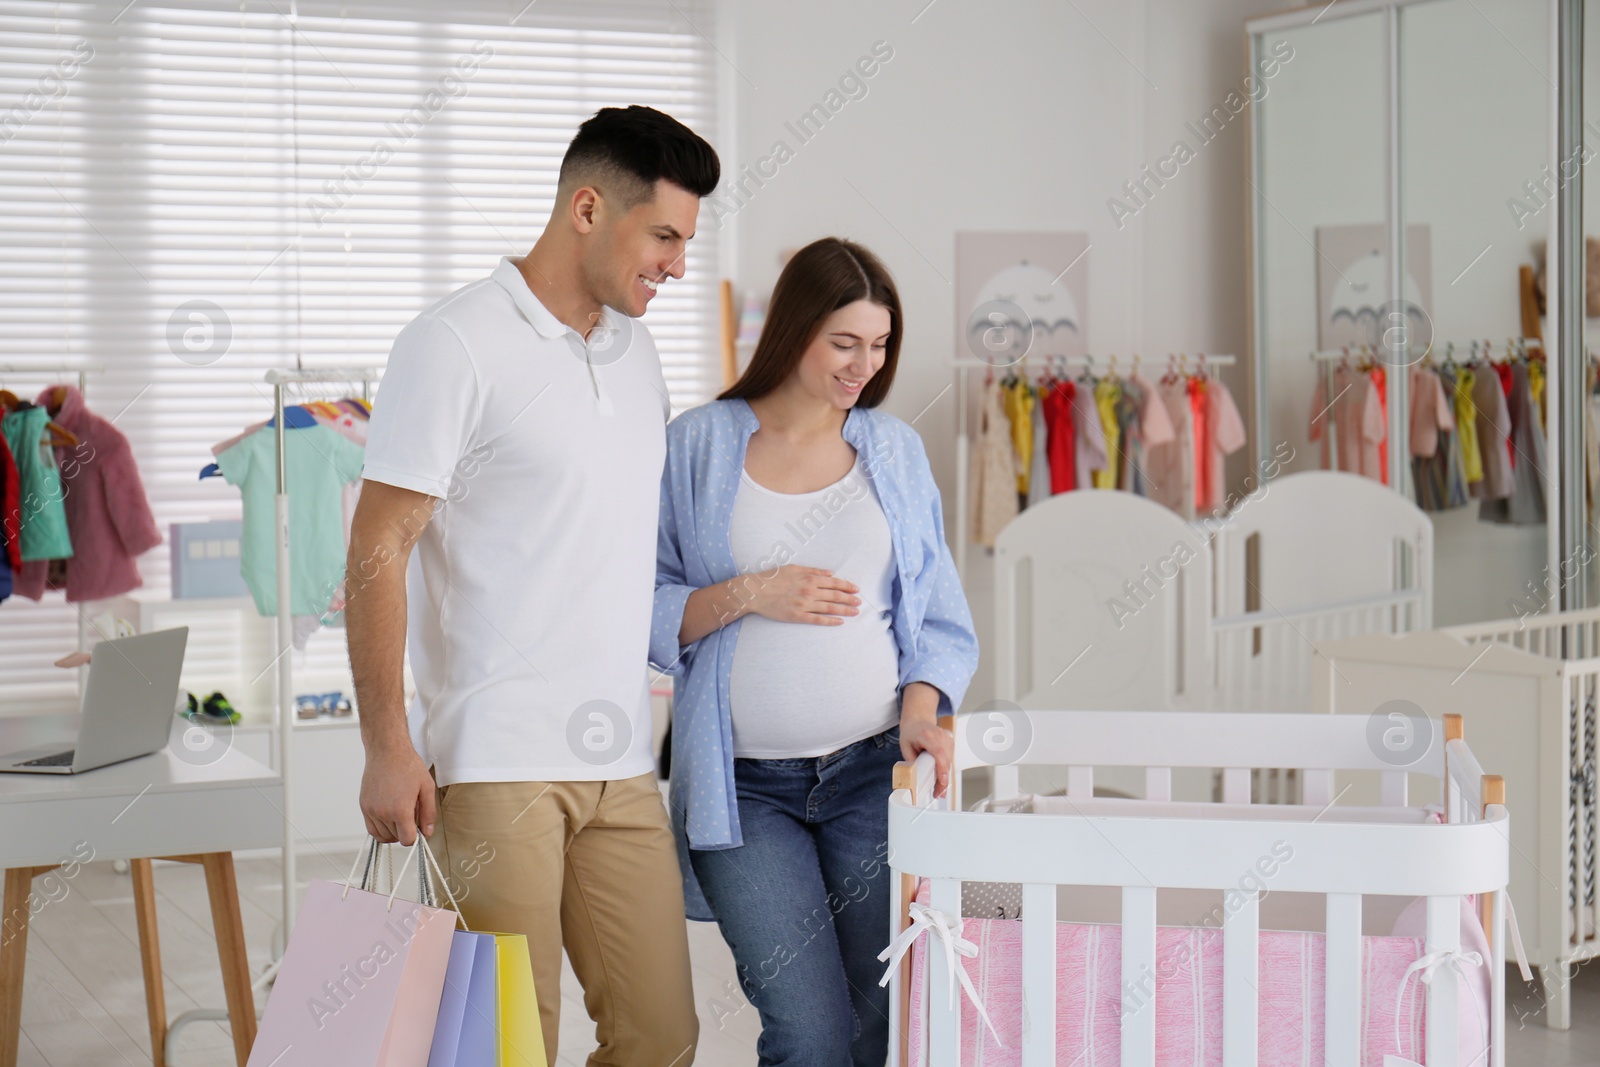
[651,397,979,920]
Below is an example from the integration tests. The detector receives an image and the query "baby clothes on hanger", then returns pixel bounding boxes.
[217,423,365,618]
[1453,366,1484,487]
[0,431,16,604]
[1026,388,1051,508]
[1003,376,1035,498]
[1071,376,1108,492]
[1369,366,1389,485]
[1529,358,1545,431]
[971,378,1018,547]
[10,385,161,603]
[1042,378,1077,494]
[1148,377,1197,519]
[1409,365,1461,511]
[1469,362,1514,504]
[0,405,72,563]
[1124,369,1174,497]
[1309,362,1386,481]
[1188,376,1209,512]
[1092,376,1122,489]
[1481,359,1546,526]
[0,432,20,573]
[1113,377,1140,492]
[1199,378,1246,515]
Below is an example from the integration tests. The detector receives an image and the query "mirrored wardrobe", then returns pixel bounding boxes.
[1247,0,1552,626]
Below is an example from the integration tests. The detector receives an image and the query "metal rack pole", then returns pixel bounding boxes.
[262,368,381,944]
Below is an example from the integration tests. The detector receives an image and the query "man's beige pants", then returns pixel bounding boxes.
[426,771,698,1066]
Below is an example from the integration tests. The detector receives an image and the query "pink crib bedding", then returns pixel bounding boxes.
[905,906,1491,1066]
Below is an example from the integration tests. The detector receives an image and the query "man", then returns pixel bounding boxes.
[348,105,719,1065]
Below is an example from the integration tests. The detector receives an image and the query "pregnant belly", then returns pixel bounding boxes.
[728,613,902,755]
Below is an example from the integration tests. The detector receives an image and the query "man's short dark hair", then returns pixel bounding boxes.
[559,106,720,209]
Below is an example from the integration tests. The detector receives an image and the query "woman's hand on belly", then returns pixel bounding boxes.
[747,564,861,625]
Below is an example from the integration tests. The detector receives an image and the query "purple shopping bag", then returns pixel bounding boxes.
[427,931,498,1066]
[247,841,460,1067]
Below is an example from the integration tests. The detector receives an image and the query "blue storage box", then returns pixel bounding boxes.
[170,520,249,599]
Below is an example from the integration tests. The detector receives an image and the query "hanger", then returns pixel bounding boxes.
[5,399,79,447]
[1077,354,1096,384]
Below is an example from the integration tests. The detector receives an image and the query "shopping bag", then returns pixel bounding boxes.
[413,841,544,1067]
[426,931,498,1067]
[494,932,547,1067]
[247,838,461,1067]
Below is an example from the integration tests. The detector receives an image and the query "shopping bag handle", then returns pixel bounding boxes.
[340,835,470,931]
[416,836,470,931]
[340,835,425,912]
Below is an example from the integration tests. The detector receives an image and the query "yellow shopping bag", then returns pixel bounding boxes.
[491,933,546,1067]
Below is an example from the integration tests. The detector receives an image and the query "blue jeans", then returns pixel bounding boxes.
[689,724,901,1067]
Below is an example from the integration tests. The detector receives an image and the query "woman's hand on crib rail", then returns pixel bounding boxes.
[900,682,952,798]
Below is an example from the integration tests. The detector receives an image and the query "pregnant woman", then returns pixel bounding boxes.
[651,236,979,1066]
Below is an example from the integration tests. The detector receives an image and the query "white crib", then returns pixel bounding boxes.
[1208,471,1431,713]
[1317,606,1600,1030]
[887,709,1512,1067]
[992,472,1431,723]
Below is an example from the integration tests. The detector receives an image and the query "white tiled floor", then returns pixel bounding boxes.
[10,853,1599,1065]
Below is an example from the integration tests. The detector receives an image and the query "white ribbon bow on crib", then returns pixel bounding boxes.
[1384,891,1533,1067]
[1388,949,1485,1067]
[877,901,1005,1048]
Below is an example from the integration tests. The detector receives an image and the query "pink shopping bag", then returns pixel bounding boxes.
[247,840,460,1067]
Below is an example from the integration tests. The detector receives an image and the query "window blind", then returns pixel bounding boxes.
[0,0,720,716]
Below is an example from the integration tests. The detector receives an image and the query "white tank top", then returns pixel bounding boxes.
[726,457,901,758]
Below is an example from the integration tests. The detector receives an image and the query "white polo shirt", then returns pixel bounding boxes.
[362,256,668,785]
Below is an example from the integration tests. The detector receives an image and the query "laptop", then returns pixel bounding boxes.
[0,626,189,775]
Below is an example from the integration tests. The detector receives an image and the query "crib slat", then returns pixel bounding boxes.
[1120,886,1157,1067]
[1324,893,1362,1067]
[1144,767,1171,802]
[928,877,962,1067]
[1381,769,1408,807]
[1223,767,1251,805]
[1301,768,1333,807]
[995,764,1021,803]
[1021,883,1057,1067]
[1222,888,1259,1067]
[1425,895,1461,1067]
[1067,765,1093,799]
[1491,889,1506,1067]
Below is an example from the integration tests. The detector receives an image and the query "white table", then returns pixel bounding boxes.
[0,714,283,1067]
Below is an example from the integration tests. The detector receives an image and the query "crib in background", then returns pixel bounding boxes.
[1317,606,1600,1030]
[991,470,1431,801]
[886,710,1514,1066]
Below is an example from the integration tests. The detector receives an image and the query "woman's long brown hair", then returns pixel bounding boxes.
[718,237,902,408]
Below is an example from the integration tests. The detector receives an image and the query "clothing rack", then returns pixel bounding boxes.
[951,353,1237,580]
[1307,337,1543,363]
[0,364,105,699]
[262,368,379,950]
[1305,339,1543,491]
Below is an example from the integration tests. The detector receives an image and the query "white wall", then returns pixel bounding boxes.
[719,0,1295,708]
